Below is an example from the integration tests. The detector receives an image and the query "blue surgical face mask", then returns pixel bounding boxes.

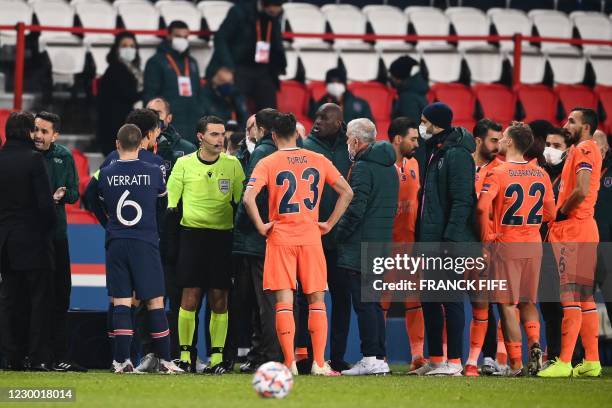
[217,83,234,97]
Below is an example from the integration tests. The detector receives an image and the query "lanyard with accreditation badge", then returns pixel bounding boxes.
[255,19,272,64]
[166,53,192,97]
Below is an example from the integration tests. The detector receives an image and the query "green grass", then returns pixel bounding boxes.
[0,366,611,408]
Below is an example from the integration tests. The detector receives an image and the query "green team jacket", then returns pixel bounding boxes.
[336,141,399,272]
[232,133,277,257]
[42,143,79,240]
[302,128,352,251]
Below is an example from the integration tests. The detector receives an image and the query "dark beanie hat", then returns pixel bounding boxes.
[262,0,284,6]
[423,102,453,130]
[325,67,347,84]
[388,56,418,80]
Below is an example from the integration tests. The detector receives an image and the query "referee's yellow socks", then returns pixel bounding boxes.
[178,308,196,363]
[209,311,228,367]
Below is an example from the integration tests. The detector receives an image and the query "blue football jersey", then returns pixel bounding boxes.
[99,159,167,246]
[102,149,168,181]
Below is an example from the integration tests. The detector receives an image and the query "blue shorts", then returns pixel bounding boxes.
[106,239,165,300]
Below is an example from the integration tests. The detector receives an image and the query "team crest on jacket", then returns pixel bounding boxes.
[219,179,230,194]
[437,158,444,169]
[604,177,612,188]
[410,169,416,179]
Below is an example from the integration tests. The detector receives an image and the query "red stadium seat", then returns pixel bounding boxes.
[308,81,327,104]
[515,84,559,125]
[71,148,91,200]
[430,83,476,131]
[66,207,99,224]
[595,85,612,133]
[473,84,516,128]
[555,85,598,118]
[376,119,391,142]
[0,109,12,147]
[276,80,309,119]
[348,81,394,124]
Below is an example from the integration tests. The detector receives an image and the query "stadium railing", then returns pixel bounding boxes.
[1,22,612,110]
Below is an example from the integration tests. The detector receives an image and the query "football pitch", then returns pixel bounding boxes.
[1,367,611,408]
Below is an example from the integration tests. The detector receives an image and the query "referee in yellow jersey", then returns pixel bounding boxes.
[167,116,245,374]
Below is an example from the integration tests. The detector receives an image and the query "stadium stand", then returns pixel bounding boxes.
[362,5,411,51]
[472,83,517,127]
[515,84,560,125]
[429,83,477,130]
[595,84,612,132]
[321,4,370,50]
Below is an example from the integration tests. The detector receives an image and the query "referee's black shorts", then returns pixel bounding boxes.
[176,227,233,290]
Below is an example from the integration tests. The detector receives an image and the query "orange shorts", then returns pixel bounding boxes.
[492,255,541,304]
[263,243,328,294]
[548,218,598,287]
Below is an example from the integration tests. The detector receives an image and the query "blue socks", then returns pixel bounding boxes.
[147,308,171,361]
[112,305,133,363]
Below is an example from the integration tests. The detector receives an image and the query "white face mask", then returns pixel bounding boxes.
[419,124,433,141]
[246,137,256,154]
[544,146,564,166]
[327,83,346,99]
[118,47,136,63]
[171,37,189,54]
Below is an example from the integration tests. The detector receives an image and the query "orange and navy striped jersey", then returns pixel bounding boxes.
[247,148,342,245]
[556,139,602,219]
[392,158,420,243]
[478,160,555,243]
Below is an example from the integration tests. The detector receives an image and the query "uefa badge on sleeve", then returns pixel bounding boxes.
[218,179,230,194]
[604,176,612,189]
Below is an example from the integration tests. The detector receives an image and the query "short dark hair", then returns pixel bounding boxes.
[197,115,225,134]
[35,111,61,133]
[117,124,142,151]
[473,118,502,140]
[229,131,245,148]
[387,117,418,143]
[572,107,598,135]
[548,127,573,148]
[225,121,239,133]
[255,108,279,133]
[5,111,35,142]
[528,119,554,140]
[507,121,534,154]
[125,108,159,138]
[148,96,171,115]
[168,20,189,34]
[272,113,297,139]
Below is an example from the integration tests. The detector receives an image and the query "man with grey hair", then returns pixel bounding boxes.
[336,118,399,375]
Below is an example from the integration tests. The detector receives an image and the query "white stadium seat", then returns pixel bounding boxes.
[513,54,547,84]
[0,0,32,46]
[464,52,504,83]
[405,7,452,51]
[197,1,232,32]
[321,4,370,50]
[340,51,381,81]
[45,45,87,84]
[112,0,150,7]
[75,1,116,45]
[115,2,160,45]
[362,5,411,51]
[156,0,203,42]
[488,8,536,52]
[421,51,462,82]
[33,0,80,45]
[282,3,328,49]
[190,45,213,78]
[298,50,339,81]
[530,10,579,55]
[88,44,110,76]
[279,49,298,80]
[548,56,587,84]
[590,57,612,85]
[571,12,612,56]
[444,7,494,51]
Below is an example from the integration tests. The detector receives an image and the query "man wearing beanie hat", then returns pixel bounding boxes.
[207,0,287,112]
[409,102,478,377]
[389,56,429,124]
[309,68,374,124]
